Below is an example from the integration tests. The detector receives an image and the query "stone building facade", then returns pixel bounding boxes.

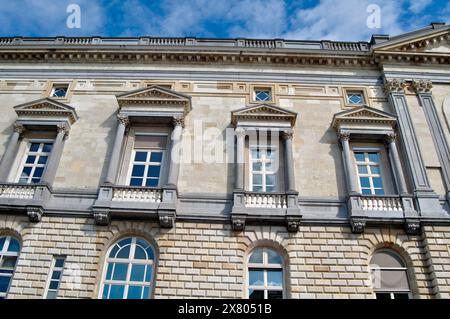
[0,23,449,299]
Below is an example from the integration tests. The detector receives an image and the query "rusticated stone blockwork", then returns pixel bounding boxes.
[1,215,441,299]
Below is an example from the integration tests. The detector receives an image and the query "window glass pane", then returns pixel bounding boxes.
[31,178,41,183]
[25,156,36,164]
[127,285,143,299]
[267,290,283,299]
[249,270,264,286]
[134,246,147,260]
[102,284,110,299]
[145,247,155,260]
[267,250,282,264]
[54,259,65,268]
[46,290,57,299]
[134,152,147,162]
[49,280,59,290]
[150,152,163,163]
[265,186,275,192]
[374,189,385,195]
[43,144,53,153]
[147,166,161,178]
[37,156,48,165]
[145,266,152,282]
[21,167,32,178]
[368,152,380,163]
[1,256,17,268]
[251,149,260,159]
[109,285,125,299]
[359,177,370,188]
[265,175,275,186]
[375,293,391,300]
[348,93,363,104]
[252,162,262,171]
[130,264,145,282]
[112,263,128,281]
[0,237,5,250]
[131,165,145,177]
[52,87,67,98]
[143,287,150,299]
[354,152,365,162]
[51,271,61,280]
[372,177,383,188]
[370,166,380,174]
[267,270,283,286]
[393,293,409,299]
[130,178,143,186]
[252,186,263,192]
[361,188,372,195]
[118,238,132,246]
[33,167,44,178]
[7,238,20,252]
[105,263,113,280]
[249,249,263,264]
[252,174,262,185]
[255,90,271,101]
[145,179,158,187]
[357,165,368,174]
[116,245,131,259]
[30,143,40,152]
[248,289,264,299]
[0,276,11,293]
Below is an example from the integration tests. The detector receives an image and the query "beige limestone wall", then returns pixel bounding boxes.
[1,214,437,299]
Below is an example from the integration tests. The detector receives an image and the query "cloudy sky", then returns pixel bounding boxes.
[0,0,448,41]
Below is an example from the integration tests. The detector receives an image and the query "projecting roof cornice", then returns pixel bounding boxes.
[331,105,397,132]
[116,85,192,115]
[231,103,297,127]
[14,98,78,125]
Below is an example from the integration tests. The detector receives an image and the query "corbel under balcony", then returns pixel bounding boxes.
[92,184,178,228]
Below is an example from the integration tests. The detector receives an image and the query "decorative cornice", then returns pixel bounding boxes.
[331,105,397,131]
[411,79,433,94]
[13,98,78,125]
[231,103,297,127]
[383,78,407,93]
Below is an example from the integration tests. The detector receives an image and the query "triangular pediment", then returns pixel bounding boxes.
[14,98,78,124]
[373,24,449,53]
[231,104,297,126]
[116,85,192,114]
[332,105,396,129]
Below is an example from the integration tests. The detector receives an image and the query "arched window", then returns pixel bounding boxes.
[247,247,284,299]
[0,236,21,299]
[100,237,156,299]
[370,249,411,299]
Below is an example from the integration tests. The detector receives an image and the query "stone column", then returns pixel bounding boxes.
[166,116,184,187]
[412,80,450,197]
[338,131,358,194]
[0,123,25,182]
[41,124,69,185]
[105,114,129,184]
[235,127,246,190]
[385,133,408,195]
[281,129,296,192]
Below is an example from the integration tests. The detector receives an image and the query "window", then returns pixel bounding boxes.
[128,135,167,187]
[354,151,384,195]
[0,236,20,299]
[51,85,69,98]
[346,91,365,105]
[250,147,276,192]
[247,248,284,299]
[370,249,411,299]
[254,88,272,102]
[100,237,156,299]
[45,256,65,299]
[18,141,53,184]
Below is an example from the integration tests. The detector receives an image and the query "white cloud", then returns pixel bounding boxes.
[408,0,432,14]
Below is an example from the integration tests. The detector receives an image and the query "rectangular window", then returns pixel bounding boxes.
[250,147,276,192]
[375,292,409,299]
[18,141,53,184]
[254,88,272,102]
[346,91,365,105]
[51,85,69,98]
[45,256,65,299]
[354,151,384,195]
[128,135,167,187]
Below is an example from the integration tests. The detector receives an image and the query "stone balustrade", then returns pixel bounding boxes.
[244,192,288,209]
[112,186,163,203]
[0,184,36,199]
[360,195,404,212]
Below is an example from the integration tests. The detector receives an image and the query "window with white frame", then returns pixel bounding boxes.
[247,248,284,299]
[370,249,411,299]
[17,141,53,184]
[45,256,65,299]
[250,147,277,192]
[50,85,69,98]
[128,135,167,187]
[346,91,365,105]
[100,237,156,299]
[254,88,272,102]
[354,150,384,195]
[0,236,21,299]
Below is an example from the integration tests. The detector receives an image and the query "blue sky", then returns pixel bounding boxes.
[0,0,448,41]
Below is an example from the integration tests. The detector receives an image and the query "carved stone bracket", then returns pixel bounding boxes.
[235,127,247,138]
[172,116,185,128]
[93,209,111,226]
[27,207,43,223]
[231,215,246,231]
[405,219,421,235]
[57,123,70,140]
[13,122,25,135]
[159,212,175,228]
[286,217,301,233]
[384,79,407,94]
[350,218,366,234]
[117,113,130,127]
[411,79,433,94]
[281,129,294,140]
[337,131,350,142]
